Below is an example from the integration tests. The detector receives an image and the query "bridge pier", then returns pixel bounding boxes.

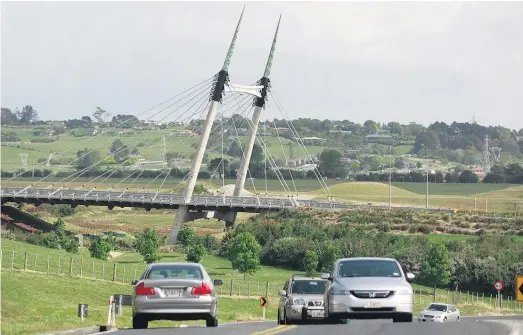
[168,8,245,245]
[222,16,281,230]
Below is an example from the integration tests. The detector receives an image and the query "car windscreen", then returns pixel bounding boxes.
[427,304,447,312]
[337,259,402,278]
[291,280,327,294]
[146,265,203,280]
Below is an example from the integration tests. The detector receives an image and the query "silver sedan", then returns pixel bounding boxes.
[131,262,223,329]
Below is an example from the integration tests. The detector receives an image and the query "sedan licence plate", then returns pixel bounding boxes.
[163,288,183,297]
[363,301,381,308]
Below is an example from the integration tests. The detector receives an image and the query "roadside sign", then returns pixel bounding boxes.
[494,280,504,291]
[260,296,268,307]
[516,276,523,302]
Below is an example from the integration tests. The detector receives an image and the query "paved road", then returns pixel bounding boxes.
[108,315,523,335]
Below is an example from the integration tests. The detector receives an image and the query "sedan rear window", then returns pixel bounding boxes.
[146,265,203,280]
[338,259,402,278]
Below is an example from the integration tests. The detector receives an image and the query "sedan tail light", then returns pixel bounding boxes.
[191,281,211,295]
[136,282,156,296]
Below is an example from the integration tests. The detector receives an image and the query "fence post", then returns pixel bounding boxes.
[112,264,117,282]
[91,262,95,279]
[446,290,449,304]
[58,256,61,274]
[80,259,84,278]
[238,282,241,296]
[433,286,436,302]
[11,251,14,270]
[134,269,137,281]
[47,255,50,273]
[248,281,251,297]
[34,254,38,271]
[24,252,28,271]
[122,265,126,283]
[230,280,233,296]
[257,282,260,296]
[69,257,73,276]
[419,289,421,303]
[466,291,469,303]
[102,263,105,280]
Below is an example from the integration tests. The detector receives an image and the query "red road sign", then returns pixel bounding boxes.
[494,280,504,291]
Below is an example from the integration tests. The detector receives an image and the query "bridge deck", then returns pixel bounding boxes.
[0,187,455,213]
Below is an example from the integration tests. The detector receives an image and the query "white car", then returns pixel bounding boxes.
[322,257,415,323]
[417,303,460,322]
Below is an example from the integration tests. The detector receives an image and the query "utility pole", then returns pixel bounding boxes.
[389,142,395,210]
[422,144,429,209]
[168,7,246,245]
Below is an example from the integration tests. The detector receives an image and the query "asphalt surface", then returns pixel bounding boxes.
[109,315,523,335]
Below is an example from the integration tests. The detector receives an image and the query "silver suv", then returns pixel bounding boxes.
[277,275,328,324]
[322,257,415,323]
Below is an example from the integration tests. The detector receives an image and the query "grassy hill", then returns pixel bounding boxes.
[2,239,522,335]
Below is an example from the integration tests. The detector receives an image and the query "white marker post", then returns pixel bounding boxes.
[107,296,113,325]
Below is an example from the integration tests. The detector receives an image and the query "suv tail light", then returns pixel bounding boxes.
[191,281,211,295]
[136,282,156,296]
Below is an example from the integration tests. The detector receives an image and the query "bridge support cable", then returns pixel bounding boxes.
[162,94,255,194]
[269,89,335,202]
[2,76,215,188]
[268,113,298,196]
[46,87,214,191]
[8,80,215,192]
[168,6,246,245]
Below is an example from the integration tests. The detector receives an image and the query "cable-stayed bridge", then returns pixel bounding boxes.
[0,8,453,244]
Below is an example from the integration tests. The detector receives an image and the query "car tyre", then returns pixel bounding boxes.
[277,309,282,325]
[206,315,218,327]
[457,316,460,322]
[132,315,148,329]
[284,310,293,325]
[443,317,447,322]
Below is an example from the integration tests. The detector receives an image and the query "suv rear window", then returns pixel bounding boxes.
[291,280,327,294]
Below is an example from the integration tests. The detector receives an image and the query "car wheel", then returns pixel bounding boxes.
[132,315,148,329]
[443,317,447,322]
[277,309,282,325]
[284,310,293,325]
[457,316,460,322]
[206,315,218,327]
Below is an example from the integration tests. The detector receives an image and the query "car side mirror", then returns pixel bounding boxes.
[213,279,223,286]
[131,280,138,286]
[406,273,415,281]
[278,290,287,297]
[320,273,332,281]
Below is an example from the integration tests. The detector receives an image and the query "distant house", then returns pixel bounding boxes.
[46,121,66,128]
[365,129,392,143]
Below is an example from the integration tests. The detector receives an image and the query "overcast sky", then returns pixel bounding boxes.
[2,1,522,129]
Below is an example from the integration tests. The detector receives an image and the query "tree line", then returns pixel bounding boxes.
[220,210,523,294]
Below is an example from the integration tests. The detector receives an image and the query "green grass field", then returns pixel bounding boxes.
[2,239,523,335]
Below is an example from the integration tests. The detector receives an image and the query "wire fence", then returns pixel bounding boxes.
[2,249,522,311]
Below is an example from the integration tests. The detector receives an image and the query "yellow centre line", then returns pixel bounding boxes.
[250,324,297,335]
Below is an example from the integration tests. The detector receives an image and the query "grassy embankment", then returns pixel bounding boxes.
[2,239,523,335]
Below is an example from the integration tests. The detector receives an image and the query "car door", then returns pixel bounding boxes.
[279,281,289,318]
[451,306,458,321]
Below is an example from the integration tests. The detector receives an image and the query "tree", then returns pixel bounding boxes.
[319,241,340,272]
[419,241,452,287]
[186,243,206,263]
[303,249,319,276]
[177,227,195,247]
[458,170,479,183]
[135,228,162,264]
[318,149,346,178]
[77,148,101,172]
[110,139,130,163]
[208,158,229,178]
[16,105,38,124]
[227,232,262,280]
[93,107,110,126]
[1,108,18,125]
[89,236,113,260]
